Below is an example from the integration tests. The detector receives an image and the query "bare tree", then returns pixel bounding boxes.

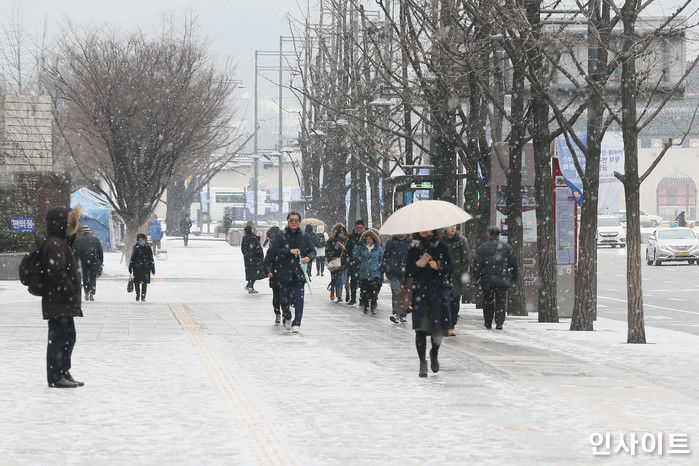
[48,20,238,258]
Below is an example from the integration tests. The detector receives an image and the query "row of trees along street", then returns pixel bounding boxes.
[287,0,698,343]
[0,15,250,260]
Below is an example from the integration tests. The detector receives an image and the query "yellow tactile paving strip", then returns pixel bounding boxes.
[168,303,297,465]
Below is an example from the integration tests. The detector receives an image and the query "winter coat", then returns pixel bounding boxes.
[263,231,281,287]
[241,230,265,281]
[73,231,104,275]
[382,235,410,280]
[473,238,517,288]
[148,219,164,241]
[129,244,155,283]
[41,206,83,320]
[346,230,363,272]
[405,236,453,332]
[269,226,316,284]
[443,233,470,296]
[180,217,192,234]
[352,230,384,279]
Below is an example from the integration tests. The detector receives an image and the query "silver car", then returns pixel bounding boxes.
[646,228,699,265]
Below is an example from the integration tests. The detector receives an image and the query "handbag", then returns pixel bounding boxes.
[396,278,413,315]
[327,246,345,272]
[127,274,134,293]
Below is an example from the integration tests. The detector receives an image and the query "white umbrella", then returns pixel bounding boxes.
[379,200,472,235]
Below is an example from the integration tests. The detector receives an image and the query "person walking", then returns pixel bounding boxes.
[353,230,384,314]
[326,223,349,302]
[129,233,155,302]
[269,212,316,333]
[42,206,84,388]
[384,234,411,323]
[314,225,328,276]
[472,226,517,330]
[676,211,687,227]
[148,217,164,255]
[405,229,453,378]
[263,226,282,323]
[222,213,233,239]
[345,219,366,305]
[443,225,470,336]
[304,224,316,282]
[180,214,192,246]
[242,224,264,293]
[73,226,104,301]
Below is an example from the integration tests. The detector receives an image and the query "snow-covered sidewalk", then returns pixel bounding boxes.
[1,238,696,464]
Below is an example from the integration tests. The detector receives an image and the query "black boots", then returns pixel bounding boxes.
[65,372,85,386]
[48,376,79,388]
[419,360,428,378]
[430,348,440,373]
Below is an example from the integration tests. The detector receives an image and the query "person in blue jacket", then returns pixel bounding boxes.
[148,217,164,255]
[352,229,384,314]
[269,212,316,333]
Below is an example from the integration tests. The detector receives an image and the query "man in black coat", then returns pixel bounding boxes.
[345,219,366,305]
[269,212,316,333]
[73,226,104,301]
[241,224,264,293]
[473,226,517,330]
[42,206,84,388]
[180,214,193,246]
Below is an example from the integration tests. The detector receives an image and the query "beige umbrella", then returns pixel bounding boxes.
[301,217,326,226]
[379,200,472,235]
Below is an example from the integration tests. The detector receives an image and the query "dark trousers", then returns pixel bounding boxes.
[272,283,280,314]
[280,279,305,326]
[134,282,148,300]
[316,257,325,275]
[449,293,461,327]
[246,280,256,289]
[47,317,76,383]
[482,285,507,327]
[183,233,190,246]
[348,270,359,300]
[359,277,382,308]
[415,331,442,361]
[82,269,97,295]
[151,240,161,255]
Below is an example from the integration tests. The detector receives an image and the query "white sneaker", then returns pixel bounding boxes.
[291,325,300,333]
[284,319,291,331]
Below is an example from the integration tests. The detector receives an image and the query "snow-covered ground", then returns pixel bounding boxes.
[1,237,697,464]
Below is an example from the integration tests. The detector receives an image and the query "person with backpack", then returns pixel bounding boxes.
[180,214,192,246]
[73,226,104,301]
[148,217,164,255]
[241,224,264,293]
[129,233,156,302]
[42,206,84,388]
[314,225,328,276]
[443,225,470,336]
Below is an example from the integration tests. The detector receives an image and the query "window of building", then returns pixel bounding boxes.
[215,192,245,203]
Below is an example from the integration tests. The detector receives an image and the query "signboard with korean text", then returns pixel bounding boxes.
[10,217,34,233]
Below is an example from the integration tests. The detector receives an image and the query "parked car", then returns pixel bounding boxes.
[613,210,662,227]
[646,228,699,265]
[597,216,626,247]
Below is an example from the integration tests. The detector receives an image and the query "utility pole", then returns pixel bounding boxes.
[279,35,285,227]
[253,50,259,228]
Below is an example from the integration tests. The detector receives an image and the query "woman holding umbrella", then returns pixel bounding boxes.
[379,200,470,378]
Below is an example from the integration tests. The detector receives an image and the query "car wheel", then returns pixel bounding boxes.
[646,251,653,266]
[654,259,662,266]
[620,244,626,248]
[611,244,616,248]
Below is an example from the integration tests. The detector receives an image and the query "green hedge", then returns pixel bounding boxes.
[0,229,38,253]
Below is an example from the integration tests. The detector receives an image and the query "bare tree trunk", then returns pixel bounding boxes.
[506,61,526,316]
[620,0,646,343]
[369,171,381,227]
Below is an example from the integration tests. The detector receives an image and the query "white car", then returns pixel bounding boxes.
[597,216,626,247]
[613,210,663,227]
[646,228,699,265]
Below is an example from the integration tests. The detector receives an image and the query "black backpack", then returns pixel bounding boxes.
[19,240,46,297]
[316,233,327,248]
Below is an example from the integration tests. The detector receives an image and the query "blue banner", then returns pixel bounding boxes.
[10,217,34,233]
[556,135,586,205]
